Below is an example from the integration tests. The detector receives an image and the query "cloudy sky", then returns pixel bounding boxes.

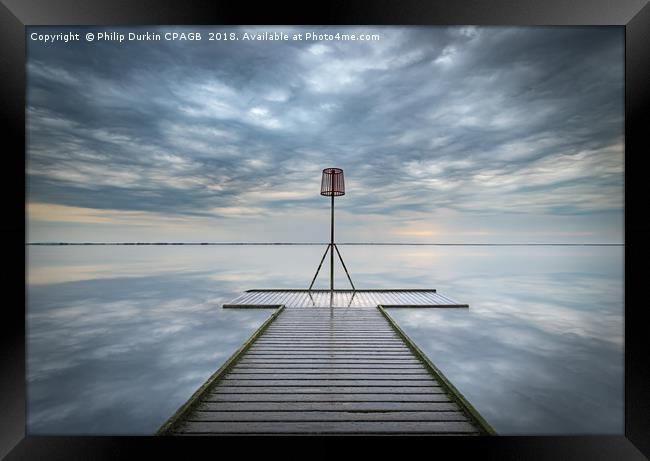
[26,26,624,243]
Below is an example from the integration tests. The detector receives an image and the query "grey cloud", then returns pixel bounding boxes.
[27,26,623,235]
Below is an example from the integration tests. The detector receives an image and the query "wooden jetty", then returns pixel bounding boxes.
[158,289,494,435]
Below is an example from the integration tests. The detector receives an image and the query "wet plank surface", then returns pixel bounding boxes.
[177,420,479,434]
[223,289,469,308]
[170,307,482,435]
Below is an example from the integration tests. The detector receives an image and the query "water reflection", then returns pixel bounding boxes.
[26,245,623,434]
[387,274,623,434]
[27,267,271,434]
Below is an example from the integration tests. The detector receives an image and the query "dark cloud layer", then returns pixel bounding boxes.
[26,26,623,240]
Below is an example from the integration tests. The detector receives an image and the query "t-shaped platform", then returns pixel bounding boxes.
[223,289,469,308]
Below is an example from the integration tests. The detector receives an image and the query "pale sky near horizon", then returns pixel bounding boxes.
[26,26,624,243]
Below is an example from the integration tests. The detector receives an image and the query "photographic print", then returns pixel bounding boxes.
[26,25,624,436]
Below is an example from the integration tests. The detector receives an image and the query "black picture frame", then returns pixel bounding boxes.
[1,0,648,458]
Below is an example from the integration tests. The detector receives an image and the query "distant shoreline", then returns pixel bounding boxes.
[26,242,624,246]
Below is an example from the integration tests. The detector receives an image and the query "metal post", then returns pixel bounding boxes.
[308,244,331,291]
[334,244,356,291]
[309,167,355,295]
[330,193,334,291]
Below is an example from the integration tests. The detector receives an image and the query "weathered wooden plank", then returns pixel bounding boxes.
[197,401,461,412]
[266,330,396,333]
[248,316,393,321]
[210,386,444,394]
[246,342,407,347]
[188,411,469,422]
[255,338,401,342]
[236,359,423,365]
[272,319,387,321]
[233,362,425,369]
[266,323,392,326]
[253,342,404,345]
[245,348,409,352]
[278,313,381,316]
[262,320,391,326]
[265,325,393,328]
[273,312,380,315]
[244,351,414,355]
[271,325,392,334]
[248,341,410,352]
[263,329,392,331]
[275,319,385,321]
[238,355,420,359]
[267,326,389,329]
[261,334,401,337]
[242,340,410,346]
[279,310,379,313]
[260,328,396,331]
[226,373,433,379]
[252,343,405,347]
[248,344,409,349]
[247,348,410,353]
[253,336,404,340]
[271,324,388,326]
[264,331,395,334]
[175,420,478,434]
[263,325,393,328]
[251,335,404,340]
[262,330,398,334]
[230,364,426,370]
[276,313,381,316]
[178,432,477,436]
[256,336,402,340]
[233,359,423,366]
[270,320,389,323]
[235,351,418,363]
[202,393,452,402]
[262,334,397,337]
[219,379,437,387]
[248,347,410,351]
[254,334,404,345]
[241,291,267,304]
[229,369,428,374]
[239,357,418,362]
[244,314,386,320]
[237,356,420,360]
[263,321,394,325]
[242,355,416,360]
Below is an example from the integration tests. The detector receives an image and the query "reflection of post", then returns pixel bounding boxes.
[346,290,357,308]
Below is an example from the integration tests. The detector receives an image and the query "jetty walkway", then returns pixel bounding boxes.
[158,290,493,435]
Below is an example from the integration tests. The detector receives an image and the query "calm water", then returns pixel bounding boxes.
[26,245,623,435]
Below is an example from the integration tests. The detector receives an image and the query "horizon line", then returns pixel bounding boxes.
[25,242,624,246]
